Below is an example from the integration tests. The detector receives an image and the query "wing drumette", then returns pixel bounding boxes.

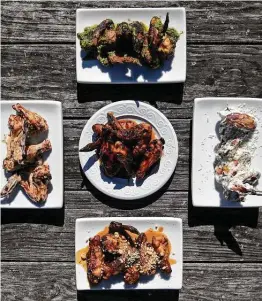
[25,139,52,163]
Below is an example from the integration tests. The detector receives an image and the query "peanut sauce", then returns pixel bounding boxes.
[75,226,176,269]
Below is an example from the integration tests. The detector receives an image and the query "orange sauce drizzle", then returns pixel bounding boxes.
[75,226,176,270]
[76,246,89,272]
[96,226,109,237]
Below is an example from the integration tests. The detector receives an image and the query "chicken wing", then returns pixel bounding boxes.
[102,221,140,250]
[99,140,133,177]
[136,233,158,276]
[20,163,51,203]
[130,21,146,55]
[3,114,28,172]
[152,235,172,274]
[124,265,140,285]
[108,51,141,66]
[25,139,52,163]
[12,103,48,133]
[86,235,104,285]
[136,138,165,179]
[0,173,21,198]
[93,19,115,46]
[219,112,256,142]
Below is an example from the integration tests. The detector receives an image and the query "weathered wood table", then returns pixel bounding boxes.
[1,1,262,300]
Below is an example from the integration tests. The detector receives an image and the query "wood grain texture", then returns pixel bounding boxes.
[1,262,262,301]
[1,191,262,262]
[1,44,262,118]
[2,1,262,44]
[1,0,262,299]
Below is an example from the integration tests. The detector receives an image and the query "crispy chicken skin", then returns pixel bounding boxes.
[1,104,52,203]
[104,221,140,248]
[84,222,172,286]
[99,140,133,177]
[136,138,165,179]
[136,233,158,276]
[78,14,180,69]
[0,173,21,198]
[124,265,140,284]
[224,113,256,130]
[101,233,127,255]
[152,235,172,274]
[3,115,27,172]
[20,163,52,203]
[25,139,52,163]
[86,235,105,285]
[108,52,141,66]
[12,103,48,133]
[80,112,164,179]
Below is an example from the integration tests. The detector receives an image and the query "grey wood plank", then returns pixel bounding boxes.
[1,262,261,301]
[1,44,262,119]
[1,1,262,44]
[63,119,190,191]
[1,191,261,262]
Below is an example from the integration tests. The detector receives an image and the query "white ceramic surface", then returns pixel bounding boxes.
[192,97,262,208]
[79,101,178,200]
[76,8,186,83]
[0,100,63,208]
[75,217,183,290]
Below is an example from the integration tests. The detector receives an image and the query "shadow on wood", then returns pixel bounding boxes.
[77,289,179,301]
[77,83,184,104]
[187,190,259,256]
[1,206,65,226]
[79,163,175,210]
[187,121,259,256]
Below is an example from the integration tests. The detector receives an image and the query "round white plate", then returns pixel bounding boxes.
[79,101,178,200]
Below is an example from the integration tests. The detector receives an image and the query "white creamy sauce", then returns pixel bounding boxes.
[214,107,260,201]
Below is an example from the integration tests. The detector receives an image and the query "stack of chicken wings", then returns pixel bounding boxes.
[80,112,165,179]
[85,222,172,285]
[77,13,180,69]
[1,104,52,203]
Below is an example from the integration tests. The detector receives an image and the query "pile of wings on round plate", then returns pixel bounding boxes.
[85,221,172,285]
[80,112,165,179]
[77,13,180,69]
[1,104,52,203]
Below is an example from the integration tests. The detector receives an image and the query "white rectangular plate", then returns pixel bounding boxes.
[192,97,262,207]
[76,8,186,83]
[0,100,63,209]
[75,217,183,290]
